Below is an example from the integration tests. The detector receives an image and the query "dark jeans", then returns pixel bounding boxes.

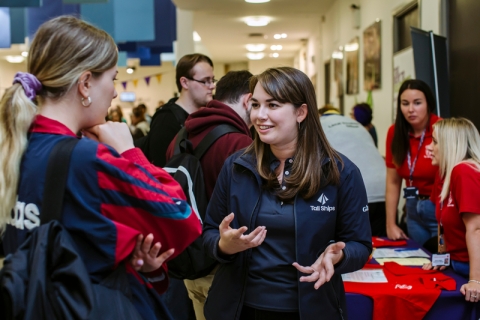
[240,305,300,320]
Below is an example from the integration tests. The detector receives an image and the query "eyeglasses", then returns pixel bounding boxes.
[185,77,217,86]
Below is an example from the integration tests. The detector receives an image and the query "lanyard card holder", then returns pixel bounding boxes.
[432,223,450,266]
[403,186,419,199]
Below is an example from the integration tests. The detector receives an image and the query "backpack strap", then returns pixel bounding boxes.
[172,127,193,156]
[41,138,79,224]
[193,124,241,159]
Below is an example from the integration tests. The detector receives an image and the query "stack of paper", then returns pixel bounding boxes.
[372,248,431,266]
[342,269,388,283]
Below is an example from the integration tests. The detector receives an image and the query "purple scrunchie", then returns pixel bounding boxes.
[12,72,42,100]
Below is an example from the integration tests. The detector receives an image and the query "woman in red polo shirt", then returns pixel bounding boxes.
[424,117,480,302]
[385,79,440,245]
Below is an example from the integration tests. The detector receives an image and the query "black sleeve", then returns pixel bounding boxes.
[146,111,182,167]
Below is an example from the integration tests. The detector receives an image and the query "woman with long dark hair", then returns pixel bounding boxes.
[203,67,372,320]
[385,79,440,245]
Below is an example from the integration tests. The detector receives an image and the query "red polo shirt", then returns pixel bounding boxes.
[385,113,440,195]
[435,163,480,262]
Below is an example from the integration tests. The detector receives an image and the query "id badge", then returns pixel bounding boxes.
[403,186,419,199]
[432,253,450,266]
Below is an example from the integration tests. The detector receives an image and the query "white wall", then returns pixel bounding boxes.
[113,63,177,117]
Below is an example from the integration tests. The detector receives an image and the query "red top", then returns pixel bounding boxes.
[434,163,480,262]
[385,113,441,195]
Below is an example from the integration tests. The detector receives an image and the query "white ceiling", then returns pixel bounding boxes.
[0,0,334,65]
[173,0,334,63]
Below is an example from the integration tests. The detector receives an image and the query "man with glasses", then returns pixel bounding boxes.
[165,71,254,320]
[138,53,216,168]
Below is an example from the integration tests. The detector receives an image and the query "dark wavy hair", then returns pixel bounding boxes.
[245,67,342,201]
[392,79,436,166]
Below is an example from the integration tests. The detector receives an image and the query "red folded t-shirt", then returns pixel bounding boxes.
[344,262,455,320]
[372,237,408,247]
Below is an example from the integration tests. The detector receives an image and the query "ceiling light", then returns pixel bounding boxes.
[344,43,359,52]
[270,45,282,51]
[5,56,25,63]
[245,0,270,3]
[246,44,266,52]
[244,16,271,27]
[270,53,279,58]
[21,51,28,57]
[247,52,265,60]
[274,33,287,39]
[193,31,201,42]
[126,67,136,74]
[332,51,344,59]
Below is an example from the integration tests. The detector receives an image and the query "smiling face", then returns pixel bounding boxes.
[250,83,306,150]
[400,89,429,130]
[426,129,440,166]
[85,66,118,127]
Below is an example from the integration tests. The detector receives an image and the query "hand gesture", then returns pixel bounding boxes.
[83,121,134,154]
[130,233,175,273]
[293,241,346,289]
[386,224,409,240]
[218,213,267,255]
[461,281,480,303]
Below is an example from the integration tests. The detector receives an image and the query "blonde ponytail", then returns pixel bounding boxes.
[0,84,37,231]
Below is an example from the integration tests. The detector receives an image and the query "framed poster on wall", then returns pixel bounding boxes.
[363,20,382,90]
[346,37,359,95]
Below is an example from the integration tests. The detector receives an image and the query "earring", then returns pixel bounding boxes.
[81,96,92,107]
[298,121,301,130]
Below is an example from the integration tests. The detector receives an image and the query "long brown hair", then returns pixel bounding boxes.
[392,79,436,166]
[245,67,342,201]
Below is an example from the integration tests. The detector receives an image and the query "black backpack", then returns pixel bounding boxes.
[163,124,240,280]
[0,138,143,320]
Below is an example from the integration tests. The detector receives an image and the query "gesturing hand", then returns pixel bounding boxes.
[218,213,267,255]
[293,241,346,289]
[130,233,175,273]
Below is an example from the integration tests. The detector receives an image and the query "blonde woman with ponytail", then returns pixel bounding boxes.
[424,117,480,303]
[0,16,200,319]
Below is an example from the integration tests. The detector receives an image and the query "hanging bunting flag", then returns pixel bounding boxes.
[132,79,138,88]
[156,74,162,84]
[121,81,127,90]
[145,76,151,86]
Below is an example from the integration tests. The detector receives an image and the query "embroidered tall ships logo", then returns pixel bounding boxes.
[317,194,329,205]
[311,194,335,212]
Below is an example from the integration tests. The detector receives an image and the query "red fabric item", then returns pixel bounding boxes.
[385,113,440,195]
[166,100,253,199]
[372,237,407,247]
[344,262,455,320]
[434,163,480,262]
[30,114,77,137]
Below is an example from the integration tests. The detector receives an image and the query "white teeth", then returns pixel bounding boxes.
[259,125,271,129]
